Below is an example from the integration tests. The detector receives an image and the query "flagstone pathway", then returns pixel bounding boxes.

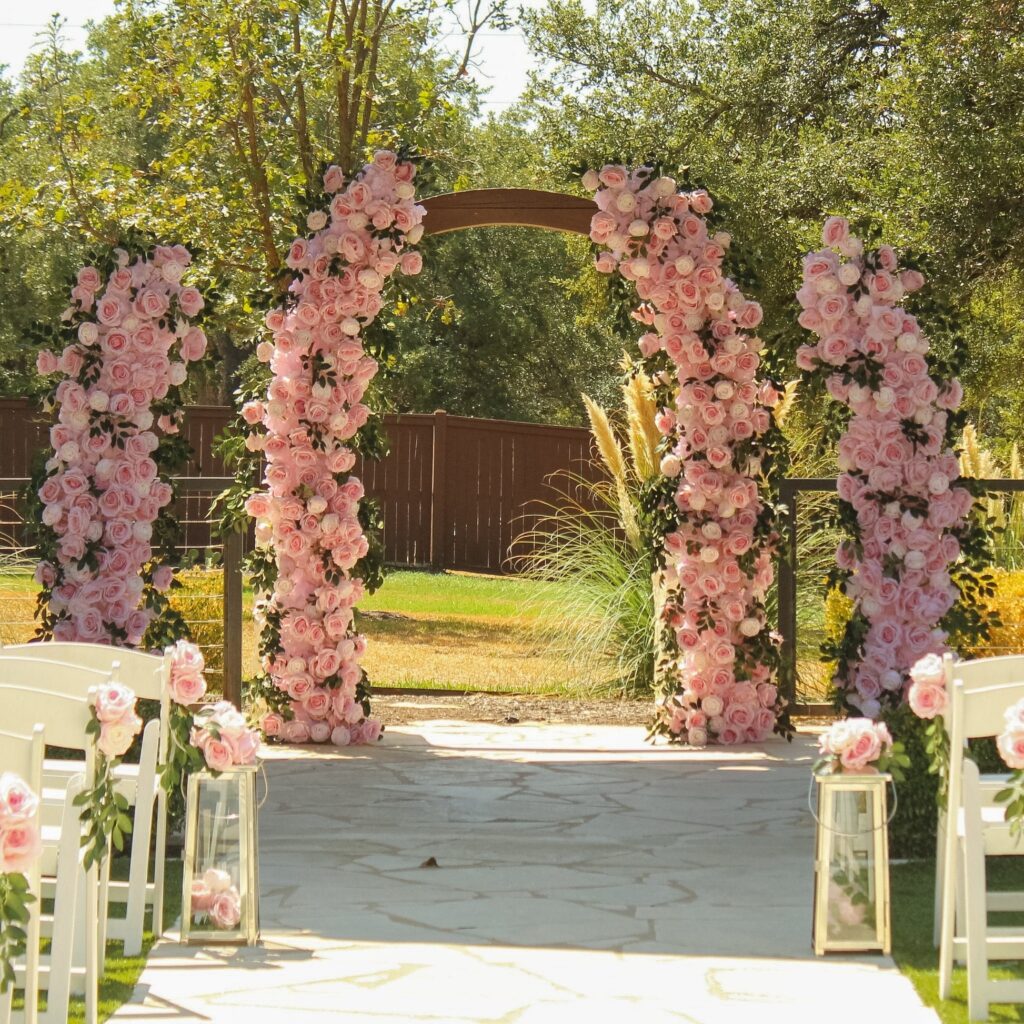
[111,721,937,1024]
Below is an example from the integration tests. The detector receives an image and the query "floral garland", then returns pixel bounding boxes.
[907,652,951,793]
[76,681,143,868]
[796,219,981,717]
[995,699,1024,838]
[582,164,785,747]
[0,772,42,994]
[32,242,208,648]
[160,641,260,794]
[815,717,908,777]
[240,151,424,745]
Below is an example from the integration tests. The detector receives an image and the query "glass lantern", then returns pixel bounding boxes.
[812,771,891,955]
[181,765,260,945]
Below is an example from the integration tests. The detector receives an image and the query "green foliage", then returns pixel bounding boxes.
[0,872,34,994]
[73,734,133,870]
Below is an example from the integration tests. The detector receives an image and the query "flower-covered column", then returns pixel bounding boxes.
[243,152,424,745]
[34,243,208,645]
[583,165,785,746]
[796,218,974,716]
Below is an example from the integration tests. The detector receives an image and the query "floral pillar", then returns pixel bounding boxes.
[34,244,208,645]
[796,218,973,716]
[584,165,784,746]
[243,152,424,745]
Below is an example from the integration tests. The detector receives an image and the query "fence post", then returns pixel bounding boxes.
[222,529,244,708]
[778,480,798,705]
[429,409,448,569]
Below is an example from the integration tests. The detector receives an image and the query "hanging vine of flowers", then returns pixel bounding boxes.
[796,218,993,717]
[583,165,787,747]
[30,240,208,650]
[236,151,424,745]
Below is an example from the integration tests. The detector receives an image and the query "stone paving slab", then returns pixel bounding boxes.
[111,722,938,1023]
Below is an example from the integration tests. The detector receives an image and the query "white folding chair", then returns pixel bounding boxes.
[0,643,172,954]
[0,724,44,1024]
[0,681,101,1024]
[939,675,1024,1019]
[933,654,1024,947]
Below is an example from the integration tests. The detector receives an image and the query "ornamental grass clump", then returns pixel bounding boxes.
[513,372,658,699]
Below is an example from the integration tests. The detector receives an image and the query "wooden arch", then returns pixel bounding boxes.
[419,188,596,237]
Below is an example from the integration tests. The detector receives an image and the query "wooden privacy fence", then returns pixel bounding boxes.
[0,400,602,573]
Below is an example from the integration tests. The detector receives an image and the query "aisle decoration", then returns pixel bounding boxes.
[160,641,260,794]
[75,681,142,867]
[238,151,424,744]
[582,164,786,746]
[995,698,1024,838]
[815,717,909,778]
[796,218,990,716]
[32,241,209,649]
[906,651,952,790]
[0,772,42,994]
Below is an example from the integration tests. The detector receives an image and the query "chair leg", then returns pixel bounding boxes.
[25,866,40,1024]
[46,792,81,1024]
[934,810,946,948]
[939,837,958,998]
[123,792,154,957]
[962,818,990,1020]
[152,789,167,939]
[84,859,99,1024]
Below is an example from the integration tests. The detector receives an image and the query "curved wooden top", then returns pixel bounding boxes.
[420,188,596,237]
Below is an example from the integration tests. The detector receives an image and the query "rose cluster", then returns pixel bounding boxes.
[35,245,207,645]
[244,151,423,745]
[797,218,972,716]
[817,717,894,774]
[583,165,782,747]
[168,639,208,706]
[907,652,949,720]
[0,772,42,874]
[89,681,144,759]
[190,867,241,930]
[189,701,260,772]
[997,699,1024,771]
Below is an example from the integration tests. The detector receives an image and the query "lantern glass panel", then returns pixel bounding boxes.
[823,786,880,946]
[186,773,253,941]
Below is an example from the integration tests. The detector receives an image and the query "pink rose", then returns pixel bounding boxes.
[0,822,42,874]
[908,681,948,720]
[202,738,235,772]
[92,682,137,724]
[0,773,40,826]
[210,889,242,930]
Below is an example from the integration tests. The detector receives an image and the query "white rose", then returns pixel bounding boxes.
[78,322,99,345]
[308,496,327,515]
[660,454,682,478]
[706,291,724,310]
[162,262,185,284]
[896,331,917,351]
[904,550,926,569]
[674,255,695,275]
[89,390,110,412]
[407,224,424,244]
[628,219,649,237]
[341,318,361,336]
[395,182,416,200]
[713,381,735,400]
[700,547,719,563]
[689,491,707,511]
[168,362,187,385]
[701,522,722,540]
[928,472,950,495]
[307,210,328,231]
[739,617,761,637]
[615,191,636,213]
[581,169,601,191]
[652,176,676,198]
[838,263,861,286]
[630,258,650,278]
[713,230,731,249]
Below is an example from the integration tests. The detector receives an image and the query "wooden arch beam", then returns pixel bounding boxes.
[420,188,596,237]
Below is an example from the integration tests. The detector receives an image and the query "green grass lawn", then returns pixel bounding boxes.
[893,859,1024,1023]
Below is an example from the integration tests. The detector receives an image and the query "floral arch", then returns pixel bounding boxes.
[238,155,787,750]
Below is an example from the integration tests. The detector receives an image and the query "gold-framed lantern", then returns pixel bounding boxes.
[181,765,260,945]
[812,770,891,955]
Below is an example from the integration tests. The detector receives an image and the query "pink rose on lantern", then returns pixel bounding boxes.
[210,889,242,930]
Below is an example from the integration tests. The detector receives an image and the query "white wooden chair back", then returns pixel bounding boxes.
[0,647,173,959]
[0,677,100,761]
[0,725,44,1024]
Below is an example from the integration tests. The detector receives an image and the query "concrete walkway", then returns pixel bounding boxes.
[113,721,938,1024]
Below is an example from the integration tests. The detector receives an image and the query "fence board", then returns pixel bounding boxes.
[0,400,600,573]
